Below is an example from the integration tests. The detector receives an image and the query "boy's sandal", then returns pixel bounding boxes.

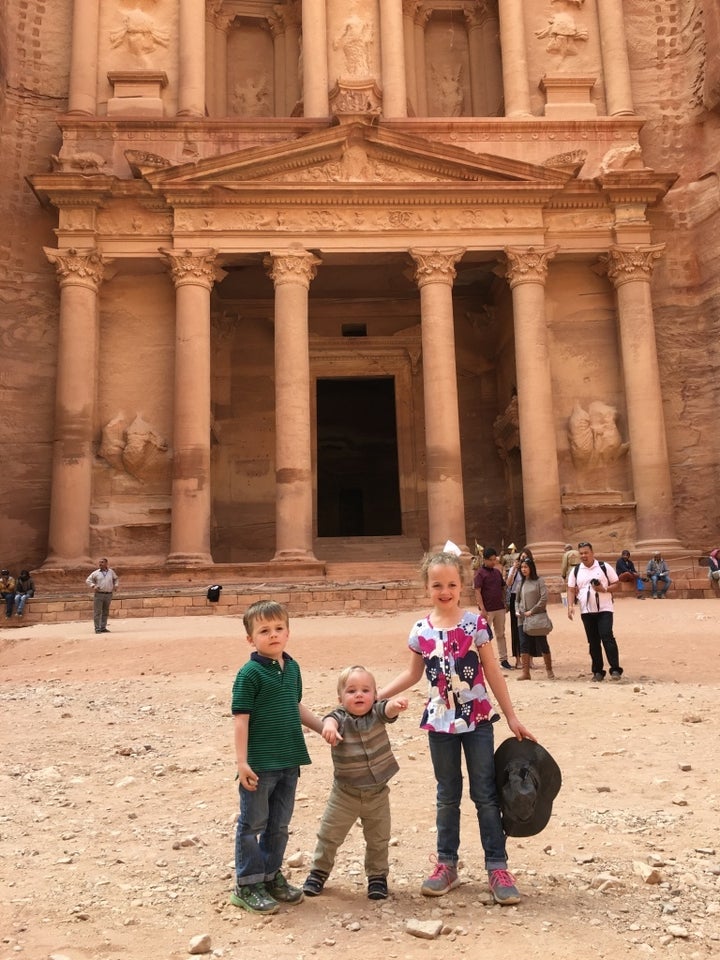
[367,875,388,900]
[302,870,327,897]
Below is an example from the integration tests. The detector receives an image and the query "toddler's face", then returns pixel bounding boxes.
[340,670,376,717]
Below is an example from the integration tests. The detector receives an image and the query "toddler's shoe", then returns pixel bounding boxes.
[230,881,279,914]
[367,875,388,900]
[488,868,521,905]
[421,858,460,896]
[302,869,328,897]
[265,869,303,904]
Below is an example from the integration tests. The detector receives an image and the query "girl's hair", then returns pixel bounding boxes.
[243,599,289,634]
[337,664,376,697]
[520,555,539,580]
[420,550,464,586]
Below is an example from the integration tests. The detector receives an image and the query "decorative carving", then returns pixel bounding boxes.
[110,8,169,57]
[160,249,219,290]
[504,246,558,287]
[535,13,588,58]
[329,79,382,118]
[50,151,109,173]
[125,149,172,177]
[598,144,645,174]
[431,64,464,117]
[493,394,520,456]
[333,16,373,79]
[98,414,127,470]
[568,400,629,468]
[264,250,321,288]
[601,245,665,287]
[98,412,171,483]
[552,0,584,6]
[270,143,444,184]
[409,249,465,287]
[231,74,271,117]
[543,149,587,174]
[44,247,106,290]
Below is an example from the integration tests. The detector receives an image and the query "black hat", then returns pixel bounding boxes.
[494,738,562,837]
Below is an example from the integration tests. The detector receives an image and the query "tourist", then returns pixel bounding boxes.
[707,547,720,586]
[567,541,623,681]
[515,555,554,680]
[303,666,407,901]
[14,569,35,617]
[505,546,533,669]
[231,600,323,914]
[615,549,646,598]
[1,569,16,618]
[379,549,536,905]
[646,552,672,598]
[85,558,118,634]
[474,546,512,670]
[560,543,580,582]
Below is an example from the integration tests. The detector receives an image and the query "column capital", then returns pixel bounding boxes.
[160,248,219,289]
[601,244,665,288]
[464,1,497,30]
[402,0,420,16]
[410,248,465,287]
[44,246,106,291]
[264,250,321,288]
[504,245,558,288]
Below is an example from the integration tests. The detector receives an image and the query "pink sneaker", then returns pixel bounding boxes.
[421,858,460,896]
[488,868,521,905]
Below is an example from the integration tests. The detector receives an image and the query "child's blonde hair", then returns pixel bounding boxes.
[243,599,289,635]
[337,664,377,697]
[420,550,465,586]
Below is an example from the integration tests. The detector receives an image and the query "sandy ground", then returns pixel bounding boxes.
[1,598,720,960]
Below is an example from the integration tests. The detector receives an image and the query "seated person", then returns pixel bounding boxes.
[615,550,645,599]
[646,552,672,598]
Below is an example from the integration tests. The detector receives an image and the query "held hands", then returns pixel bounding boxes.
[238,762,259,791]
[386,696,409,718]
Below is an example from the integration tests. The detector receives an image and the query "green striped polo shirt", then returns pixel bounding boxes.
[231,652,311,771]
[325,701,399,788]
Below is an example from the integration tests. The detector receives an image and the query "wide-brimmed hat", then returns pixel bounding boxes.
[494,738,562,837]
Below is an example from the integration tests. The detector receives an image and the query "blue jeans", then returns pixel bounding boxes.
[2,592,14,617]
[15,592,31,615]
[650,574,671,597]
[428,723,507,872]
[580,611,622,676]
[235,766,299,886]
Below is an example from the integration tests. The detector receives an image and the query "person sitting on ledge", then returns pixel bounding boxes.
[646,552,672,598]
[615,550,646,599]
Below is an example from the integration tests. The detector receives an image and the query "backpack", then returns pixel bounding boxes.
[206,584,222,603]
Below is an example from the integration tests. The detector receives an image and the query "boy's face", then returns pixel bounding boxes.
[246,615,289,660]
[340,670,376,717]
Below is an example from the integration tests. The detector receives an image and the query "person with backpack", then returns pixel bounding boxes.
[566,541,623,682]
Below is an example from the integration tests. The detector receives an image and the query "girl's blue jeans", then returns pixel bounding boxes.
[428,723,507,872]
[235,766,299,886]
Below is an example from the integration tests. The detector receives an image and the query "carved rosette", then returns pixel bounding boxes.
[410,249,465,288]
[601,245,665,288]
[160,248,218,290]
[504,246,558,288]
[44,247,106,291]
[264,250,321,289]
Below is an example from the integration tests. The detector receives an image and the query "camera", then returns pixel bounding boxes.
[591,578,601,587]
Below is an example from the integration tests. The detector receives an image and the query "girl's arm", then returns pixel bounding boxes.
[480,644,536,742]
[378,651,424,700]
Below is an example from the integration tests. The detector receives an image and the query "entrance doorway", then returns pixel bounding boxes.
[316,377,402,537]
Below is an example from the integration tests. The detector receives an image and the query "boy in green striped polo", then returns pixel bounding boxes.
[302,666,408,901]
[231,600,323,915]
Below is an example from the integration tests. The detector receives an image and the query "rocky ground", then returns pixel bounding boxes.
[1,599,719,960]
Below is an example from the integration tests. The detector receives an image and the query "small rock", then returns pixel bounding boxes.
[188,933,211,954]
[665,925,689,939]
[633,862,662,884]
[406,919,444,940]
[286,851,304,867]
[678,762,692,771]
[671,796,688,806]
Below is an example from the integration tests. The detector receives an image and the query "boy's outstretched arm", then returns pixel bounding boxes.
[378,651,424,700]
[383,697,408,719]
[298,702,324,735]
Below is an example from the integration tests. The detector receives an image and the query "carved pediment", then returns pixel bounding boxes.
[143,122,574,190]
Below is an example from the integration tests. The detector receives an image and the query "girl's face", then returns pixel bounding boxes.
[520,561,530,576]
[427,562,462,611]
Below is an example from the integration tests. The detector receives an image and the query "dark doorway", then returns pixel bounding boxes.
[316,377,402,537]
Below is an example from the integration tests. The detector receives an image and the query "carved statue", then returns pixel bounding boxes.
[50,151,108,173]
[535,13,588,58]
[98,414,127,471]
[598,144,645,174]
[568,400,629,468]
[110,8,169,57]
[231,74,271,116]
[98,412,170,483]
[431,64,464,117]
[333,16,373,78]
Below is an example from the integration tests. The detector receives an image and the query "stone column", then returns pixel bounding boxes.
[504,246,565,562]
[68,0,100,115]
[178,0,206,117]
[265,250,321,562]
[284,2,302,113]
[481,7,503,117]
[603,246,680,551]
[380,0,407,117]
[497,0,532,117]
[213,12,230,118]
[43,248,106,566]
[204,5,217,117]
[402,0,418,114]
[413,8,429,116]
[269,14,287,115]
[301,0,329,116]
[410,249,468,553]
[465,9,487,116]
[596,0,634,116]
[162,249,217,564]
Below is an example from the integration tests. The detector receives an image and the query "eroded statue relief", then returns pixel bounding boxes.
[98,413,171,483]
[535,12,588,58]
[568,401,629,468]
[333,16,373,78]
[431,65,464,117]
[231,74,271,116]
[110,5,169,58]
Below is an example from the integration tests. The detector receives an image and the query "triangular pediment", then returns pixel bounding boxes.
[141,122,573,190]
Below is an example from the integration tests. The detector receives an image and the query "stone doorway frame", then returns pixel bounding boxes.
[310,335,422,542]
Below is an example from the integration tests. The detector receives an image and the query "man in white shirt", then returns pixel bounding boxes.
[86,558,119,634]
[566,541,623,682]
